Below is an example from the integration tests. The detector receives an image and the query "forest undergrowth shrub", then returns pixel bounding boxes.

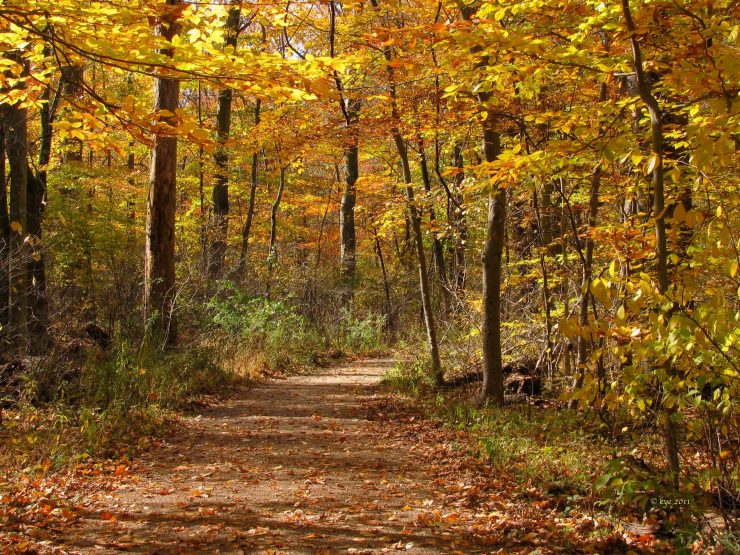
[383,355,437,394]
[208,282,390,371]
[333,305,385,355]
[208,282,324,372]
[1,331,234,466]
[440,399,601,497]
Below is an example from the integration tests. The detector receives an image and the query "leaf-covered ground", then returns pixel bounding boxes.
[2,359,672,553]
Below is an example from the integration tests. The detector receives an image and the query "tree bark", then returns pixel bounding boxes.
[5,54,29,348]
[331,1,360,298]
[26,169,47,339]
[532,185,554,381]
[372,223,393,333]
[395,134,443,386]
[209,4,241,278]
[0,121,8,326]
[61,64,83,163]
[418,135,450,312]
[570,82,607,407]
[266,165,287,300]
[28,68,60,339]
[479,110,506,405]
[238,98,262,278]
[370,0,442,385]
[457,2,506,405]
[339,134,358,292]
[144,0,181,346]
[451,144,467,292]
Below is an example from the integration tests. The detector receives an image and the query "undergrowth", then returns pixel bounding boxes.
[1,282,390,470]
[383,357,729,550]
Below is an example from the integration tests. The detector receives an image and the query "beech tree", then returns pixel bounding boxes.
[144,0,181,345]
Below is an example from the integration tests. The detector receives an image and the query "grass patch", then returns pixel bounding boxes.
[437,399,604,498]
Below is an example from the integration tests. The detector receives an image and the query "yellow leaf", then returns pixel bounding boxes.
[729,260,738,278]
[10,221,22,233]
[673,202,686,223]
[311,77,331,98]
[644,153,659,175]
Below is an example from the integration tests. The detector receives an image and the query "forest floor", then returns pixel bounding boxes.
[12,359,666,554]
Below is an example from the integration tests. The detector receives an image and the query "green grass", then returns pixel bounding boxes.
[441,400,604,497]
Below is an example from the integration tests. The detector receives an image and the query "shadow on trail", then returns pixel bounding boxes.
[57,359,494,554]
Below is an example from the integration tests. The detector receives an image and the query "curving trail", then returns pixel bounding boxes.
[55,359,605,554]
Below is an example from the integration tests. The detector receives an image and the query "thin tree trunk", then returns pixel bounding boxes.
[61,65,83,163]
[570,83,607,406]
[458,2,506,405]
[0,121,8,325]
[266,165,286,301]
[315,182,333,272]
[452,144,467,292]
[330,1,360,299]
[621,0,680,489]
[339,137,358,294]
[395,134,443,385]
[532,185,553,381]
[238,98,261,277]
[197,82,207,273]
[371,0,442,384]
[209,4,241,278]
[5,53,29,348]
[479,110,506,405]
[418,136,450,312]
[28,68,60,340]
[26,169,47,340]
[144,0,181,347]
[372,224,393,333]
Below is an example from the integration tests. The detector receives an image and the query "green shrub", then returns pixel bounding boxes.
[208,283,323,371]
[76,340,228,411]
[383,356,437,394]
[334,305,385,354]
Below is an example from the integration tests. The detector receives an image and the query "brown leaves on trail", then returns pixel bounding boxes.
[0,460,134,553]
[2,362,679,554]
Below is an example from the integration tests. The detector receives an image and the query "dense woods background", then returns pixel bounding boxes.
[0,0,738,548]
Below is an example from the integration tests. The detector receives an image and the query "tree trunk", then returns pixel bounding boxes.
[208,4,240,278]
[395,134,443,385]
[418,136,450,312]
[532,185,554,382]
[540,180,555,252]
[621,0,679,489]
[144,0,181,346]
[570,82,608,406]
[28,70,60,340]
[339,137,358,293]
[266,165,287,300]
[0,121,8,325]
[451,143,467,292]
[372,223,394,333]
[370,0,442,384]
[61,65,83,163]
[26,169,47,339]
[330,1,360,300]
[479,110,506,405]
[238,98,262,278]
[458,3,506,405]
[5,55,29,348]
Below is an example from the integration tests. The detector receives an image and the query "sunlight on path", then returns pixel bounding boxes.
[57,359,471,554]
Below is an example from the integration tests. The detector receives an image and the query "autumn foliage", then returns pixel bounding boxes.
[0,0,737,548]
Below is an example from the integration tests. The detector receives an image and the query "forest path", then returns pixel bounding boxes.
[52,359,622,554]
[58,359,500,554]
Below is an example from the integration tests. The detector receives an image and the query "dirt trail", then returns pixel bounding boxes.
[57,359,481,554]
